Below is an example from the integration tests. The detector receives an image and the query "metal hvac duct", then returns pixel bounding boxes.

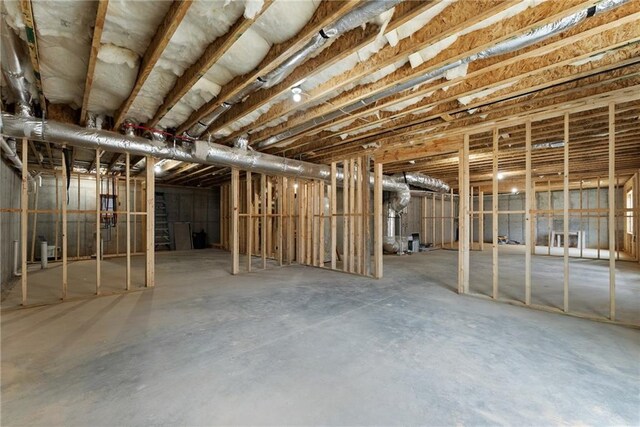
[256,0,628,149]
[0,23,34,117]
[1,113,425,211]
[185,0,402,138]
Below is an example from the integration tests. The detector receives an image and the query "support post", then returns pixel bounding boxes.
[20,138,28,305]
[261,174,267,269]
[330,162,337,270]
[247,171,252,272]
[126,153,131,290]
[563,113,570,312]
[373,163,383,279]
[145,155,155,287]
[96,150,101,294]
[492,129,498,299]
[458,136,470,294]
[608,102,616,320]
[62,150,68,298]
[479,190,484,252]
[525,120,532,306]
[231,168,239,275]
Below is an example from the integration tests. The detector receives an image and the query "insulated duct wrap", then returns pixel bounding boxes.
[1,113,429,211]
[0,23,34,116]
[256,0,628,149]
[185,0,402,137]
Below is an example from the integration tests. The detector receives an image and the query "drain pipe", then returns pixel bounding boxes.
[185,0,402,138]
[256,0,628,149]
[0,113,433,212]
[13,240,21,277]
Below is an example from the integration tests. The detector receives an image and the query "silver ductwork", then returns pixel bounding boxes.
[0,114,450,213]
[1,136,35,190]
[0,23,35,116]
[185,0,402,138]
[256,0,628,149]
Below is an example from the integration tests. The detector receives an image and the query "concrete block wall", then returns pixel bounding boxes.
[1,160,21,291]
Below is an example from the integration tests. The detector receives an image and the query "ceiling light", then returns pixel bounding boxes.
[291,86,302,102]
[408,160,416,164]
[497,172,504,180]
[511,187,518,194]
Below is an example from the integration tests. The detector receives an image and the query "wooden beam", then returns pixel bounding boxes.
[492,128,499,299]
[95,149,101,294]
[62,150,68,298]
[373,162,383,279]
[247,171,252,272]
[563,112,570,312]
[20,138,28,305]
[231,167,239,274]
[330,162,337,270]
[19,0,46,110]
[208,0,438,135]
[178,0,360,134]
[125,153,131,290]
[113,0,193,128]
[146,0,274,128]
[145,156,155,287]
[80,0,109,125]
[524,120,532,305]
[608,102,616,320]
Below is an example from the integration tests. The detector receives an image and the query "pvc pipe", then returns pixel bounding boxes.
[40,241,48,269]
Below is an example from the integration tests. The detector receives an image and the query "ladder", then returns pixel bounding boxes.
[155,192,171,250]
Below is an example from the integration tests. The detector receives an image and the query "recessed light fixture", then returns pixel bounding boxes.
[291,86,302,102]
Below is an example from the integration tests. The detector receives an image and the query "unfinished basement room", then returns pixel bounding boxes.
[1,0,639,425]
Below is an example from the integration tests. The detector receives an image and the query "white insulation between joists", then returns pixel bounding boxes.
[87,0,173,116]
[155,0,321,129]
[28,1,97,108]
[408,0,546,68]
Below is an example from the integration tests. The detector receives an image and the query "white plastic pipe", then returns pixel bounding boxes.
[40,241,48,269]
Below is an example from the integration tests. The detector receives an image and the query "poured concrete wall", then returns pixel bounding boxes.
[1,160,21,291]
[24,174,220,260]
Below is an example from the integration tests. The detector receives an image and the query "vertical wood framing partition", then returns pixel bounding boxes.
[608,102,616,320]
[563,113,570,312]
[374,163,383,278]
[126,153,131,290]
[95,150,101,294]
[330,163,337,270]
[61,150,68,298]
[458,136,470,294]
[145,156,155,287]
[246,171,252,272]
[20,138,28,305]
[492,128,499,299]
[524,120,532,306]
[231,168,239,275]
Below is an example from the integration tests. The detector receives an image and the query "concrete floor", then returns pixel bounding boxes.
[1,249,639,425]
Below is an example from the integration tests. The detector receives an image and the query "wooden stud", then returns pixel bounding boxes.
[363,156,372,276]
[77,173,81,258]
[547,179,552,256]
[231,168,239,275]
[96,150,101,294]
[374,163,383,279]
[431,192,436,246]
[349,159,356,273]
[145,156,155,287]
[492,129,499,299]
[62,151,68,298]
[421,196,427,246]
[479,190,484,251]
[563,113,570,312]
[608,102,616,320]
[470,186,474,250]
[450,187,454,248]
[441,192,445,252]
[278,177,284,266]
[30,184,38,262]
[597,176,601,259]
[459,135,470,294]
[355,158,362,273]
[247,171,252,272]
[343,162,349,272]
[261,174,267,269]
[20,138,28,305]
[125,154,131,290]
[525,120,532,306]
[330,162,337,270]
[54,174,59,261]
